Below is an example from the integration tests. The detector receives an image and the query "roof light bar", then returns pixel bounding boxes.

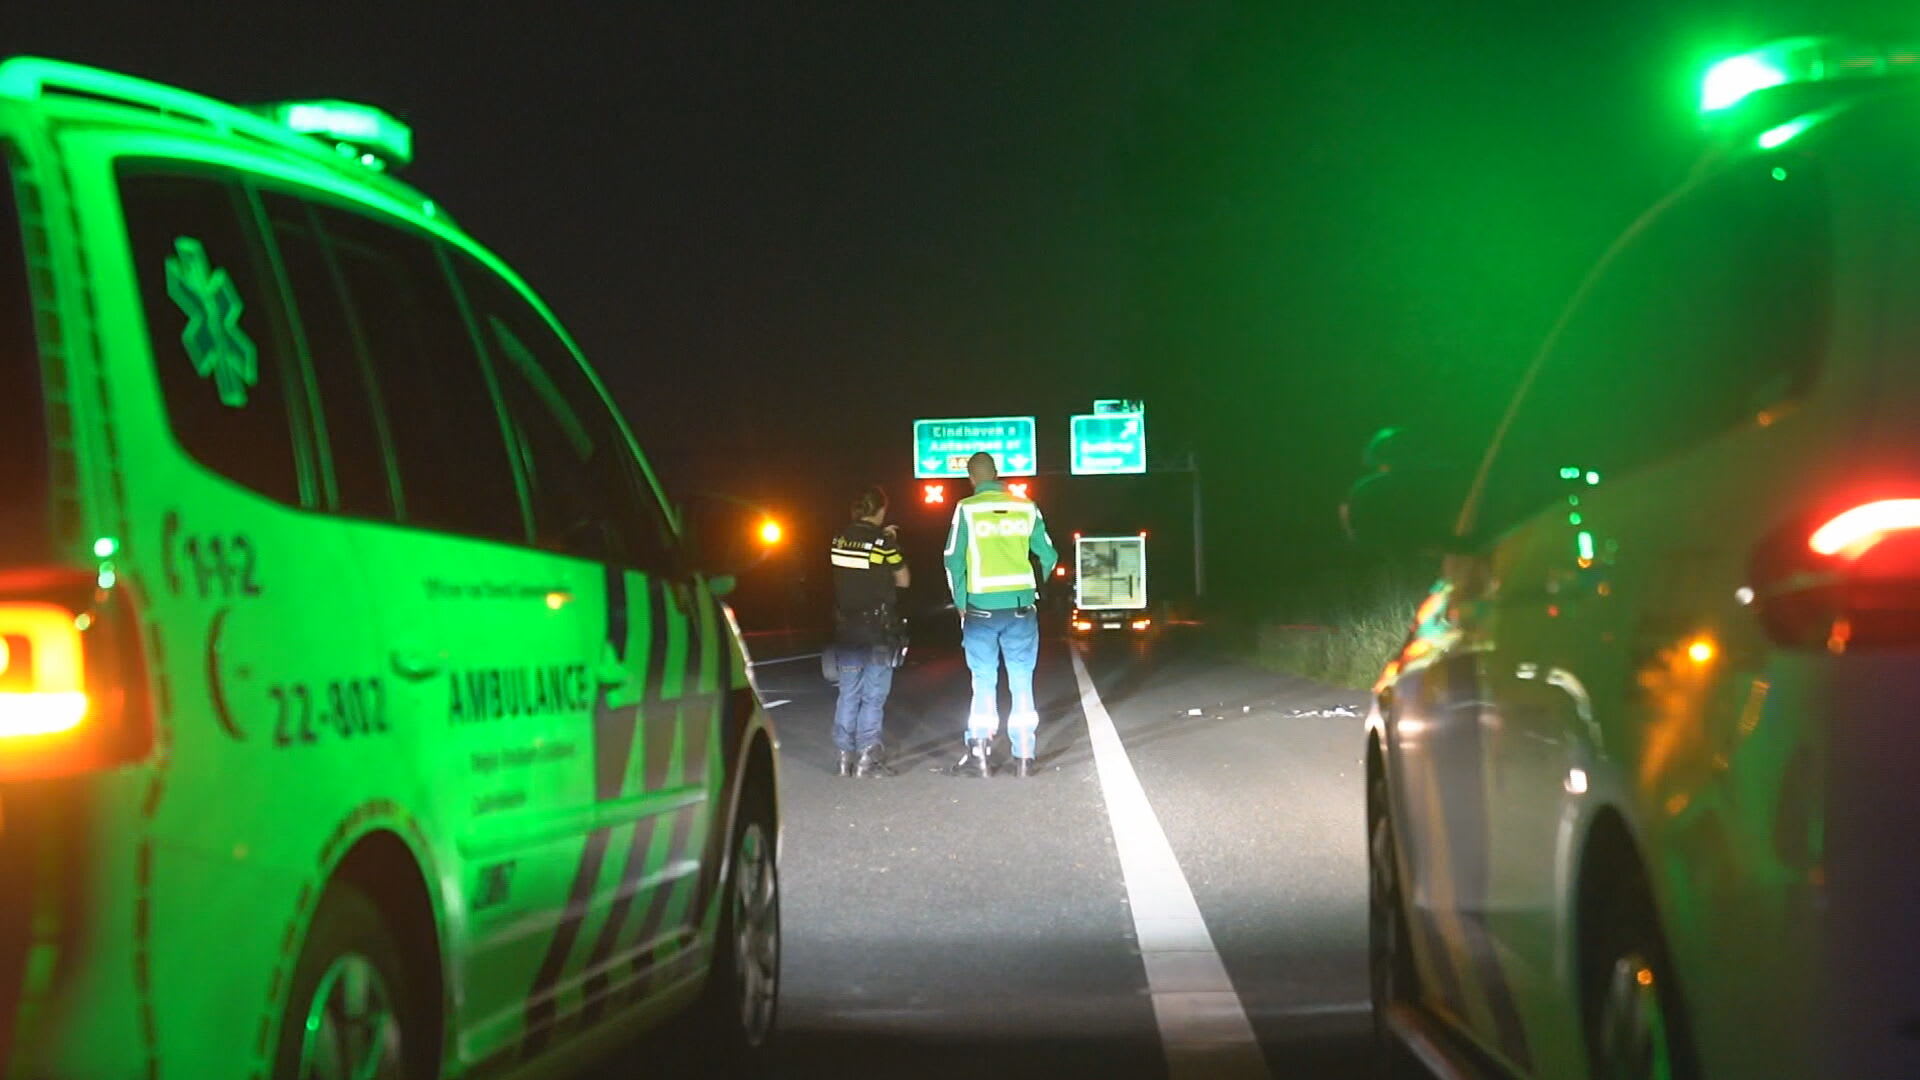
[1702,37,1920,116]
[265,99,413,171]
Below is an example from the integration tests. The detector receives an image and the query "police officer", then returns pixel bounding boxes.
[829,486,910,778]
[943,452,1058,778]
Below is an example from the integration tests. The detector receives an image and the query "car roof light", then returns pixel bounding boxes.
[1809,498,1920,558]
[265,99,413,171]
[1702,37,1920,116]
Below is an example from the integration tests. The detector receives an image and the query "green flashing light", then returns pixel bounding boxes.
[1772,166,1789,181]
[1702,52,1792,113]
[1758,115,1815,150]
[1701,38,1920,117]
[92,536,118,559]
[97,567,117,590]
[270,99,413,170]
[1559,466,1581,480]
[1569,512,1584,526]
[1577,530,1596,562]
[1585,471,1601,485]
[1568,495,1581,506]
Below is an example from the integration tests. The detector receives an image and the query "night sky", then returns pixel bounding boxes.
[5,0,1893,619]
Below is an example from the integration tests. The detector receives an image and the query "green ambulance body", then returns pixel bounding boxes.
[0,58,780,1078]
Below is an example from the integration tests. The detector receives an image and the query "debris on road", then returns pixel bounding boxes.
[1285,704,1363,718]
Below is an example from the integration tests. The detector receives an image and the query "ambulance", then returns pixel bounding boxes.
[0,58,779,1078]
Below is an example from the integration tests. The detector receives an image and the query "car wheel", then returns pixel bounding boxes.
[701,777,781,1071]
[274,882,434,1080]
[1582,884,1696,1080]
[1368,763,1421,1078]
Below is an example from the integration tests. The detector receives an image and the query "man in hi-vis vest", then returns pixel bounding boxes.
[943,451,1058,777]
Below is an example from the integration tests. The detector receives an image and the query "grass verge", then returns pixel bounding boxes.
[1251,561,1436,690]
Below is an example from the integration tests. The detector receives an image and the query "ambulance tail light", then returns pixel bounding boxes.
[0,569,153,781]
[1750,498,1920,652]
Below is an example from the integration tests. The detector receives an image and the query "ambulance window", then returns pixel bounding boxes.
[1475,159,1830,536]
[455,259,676,571]
[314,207,527,545]
[259,194,397,521]
[118,170,303,505]
[0,145,47,563]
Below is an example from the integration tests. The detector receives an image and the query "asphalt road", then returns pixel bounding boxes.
[728,623,1378,1079]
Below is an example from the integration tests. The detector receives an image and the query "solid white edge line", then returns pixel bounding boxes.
[1069,646,1268,1080]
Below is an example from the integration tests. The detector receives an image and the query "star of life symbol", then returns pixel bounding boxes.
[164,236,258,408]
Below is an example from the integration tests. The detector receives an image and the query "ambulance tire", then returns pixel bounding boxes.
[699,772,781,1074]
[274,881,437,1080]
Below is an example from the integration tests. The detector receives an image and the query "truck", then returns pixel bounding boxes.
[1069,534,1152,633]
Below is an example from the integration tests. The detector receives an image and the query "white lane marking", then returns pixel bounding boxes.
[762,699,791,709]
[748,652,822,667]
[1069,648,1268,1079]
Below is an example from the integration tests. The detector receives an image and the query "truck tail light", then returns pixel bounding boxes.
[1751,497,1920,652]
[0,569,153,781]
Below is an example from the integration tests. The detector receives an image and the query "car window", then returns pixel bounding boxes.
[1475,158,1831,537]
[258,192,398,522]
[454,257,677,571]
[0,144,47,563]
[118,169,306,506]
[313,205,526,545]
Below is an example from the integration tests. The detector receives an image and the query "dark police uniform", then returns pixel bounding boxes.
[828,521,905,769]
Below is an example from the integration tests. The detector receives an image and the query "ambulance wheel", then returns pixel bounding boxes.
[1580,878,1697,1080]
[274,882,435,1080]
[701,774,781,1071]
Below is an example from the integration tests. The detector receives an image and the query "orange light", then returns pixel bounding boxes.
[1130,618,1151,630]
[922,482,946,505]
[0,603,89,738]
[1635,966,1655,988]
[1072,620,1093,631]
[757,519,784,546]
[545,591,569,611]
[1686,638,1716,664]
[1006,482,1030,500]
[1054,566,1067,577]
[1809,498,1920,558]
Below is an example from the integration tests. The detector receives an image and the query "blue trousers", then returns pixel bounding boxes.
[961,606,1040,758]
[833,646,895,752]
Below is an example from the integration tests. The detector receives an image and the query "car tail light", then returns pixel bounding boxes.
[1072,617,1093,631]
[1130,617,1152,630]
[0,568,152,781]
[1751,498,1920,651]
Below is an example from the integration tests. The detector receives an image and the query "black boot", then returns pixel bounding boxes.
[855,745,895,778]
[951,738,994,778]
[1012,757,1037,778]
[835,750,856,777]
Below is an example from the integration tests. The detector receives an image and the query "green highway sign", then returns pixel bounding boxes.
[914,416,1038,478]
[1070,411,1146,475]
[1093,398,1143,415]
